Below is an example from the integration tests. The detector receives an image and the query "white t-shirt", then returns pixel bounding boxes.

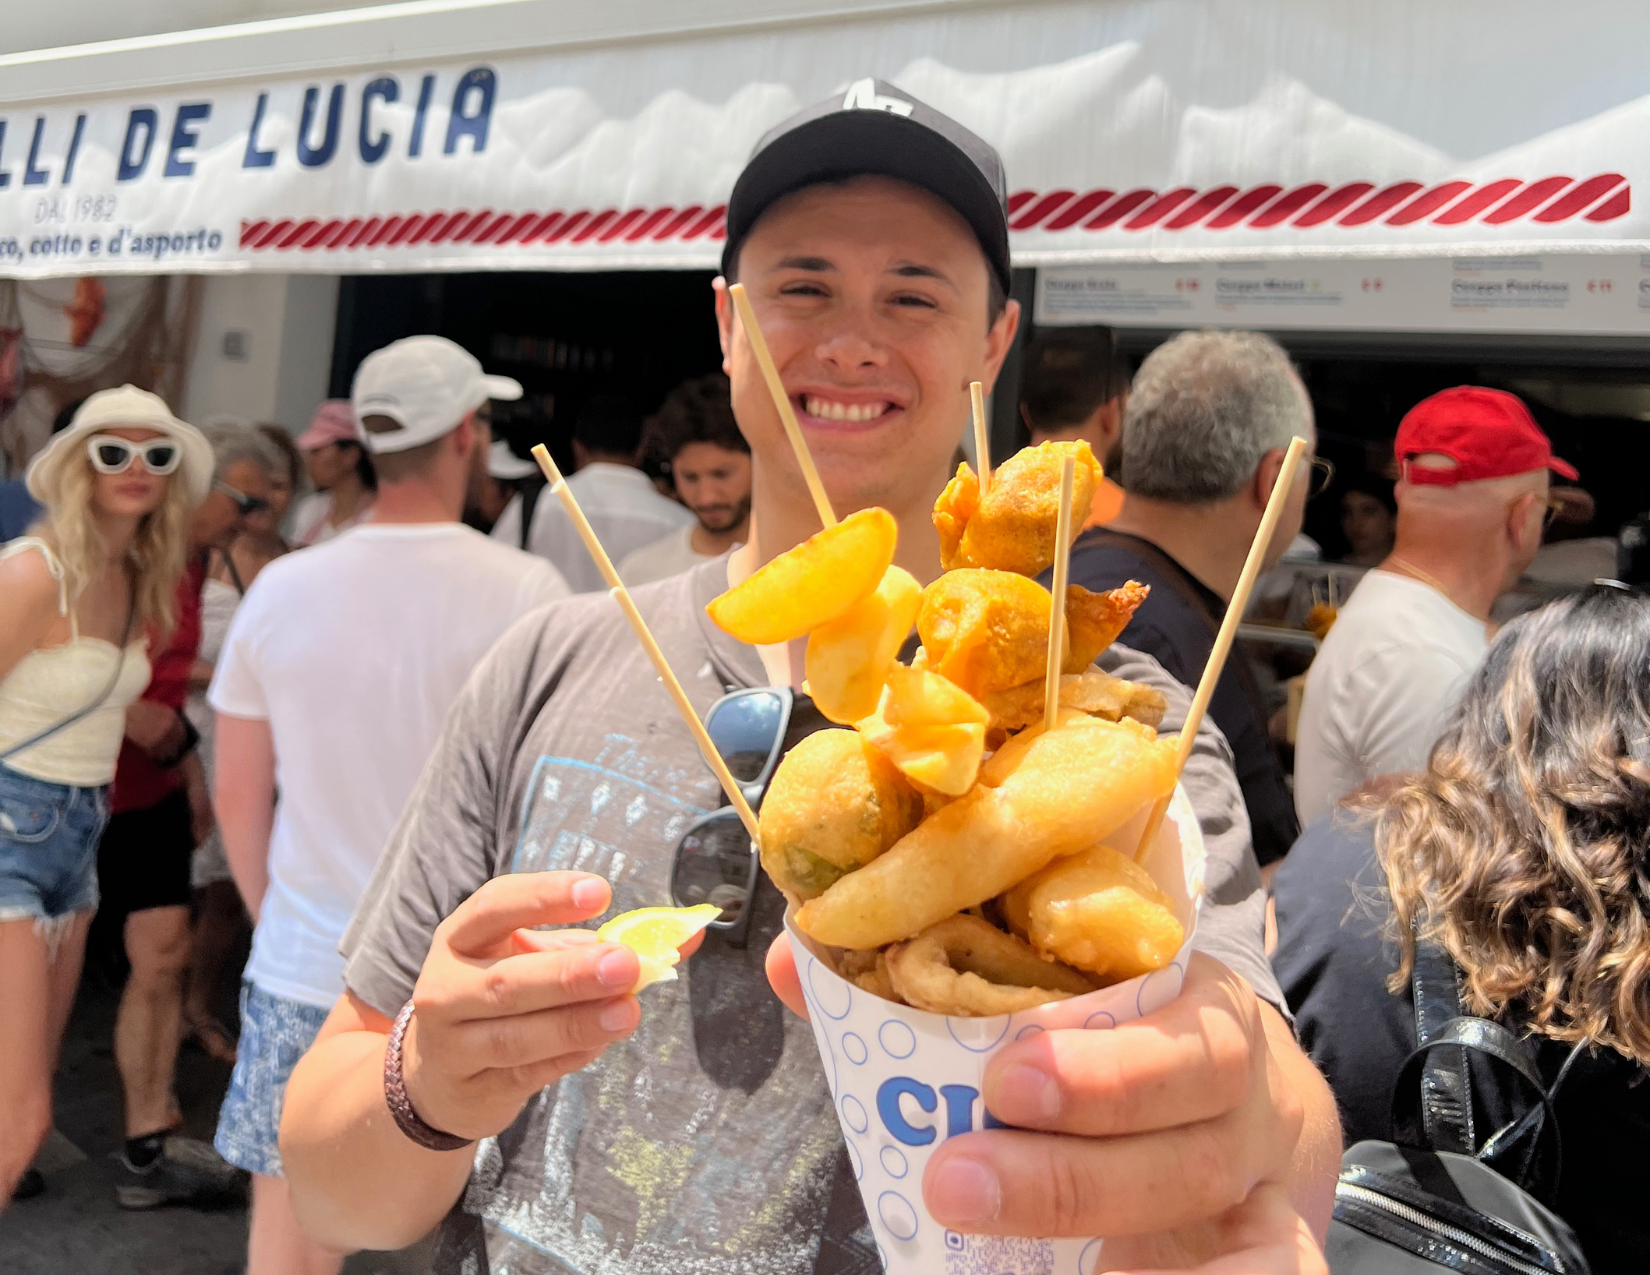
[290,490,374,547]
[617,523,714,586]
[508,462,693,594]
[209,523,569,1007]
[1294,570,1487,826]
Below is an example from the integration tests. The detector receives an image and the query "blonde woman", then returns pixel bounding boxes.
[0,386,210,1205]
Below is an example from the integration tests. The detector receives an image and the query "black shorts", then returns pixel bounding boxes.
[97,786,194,916]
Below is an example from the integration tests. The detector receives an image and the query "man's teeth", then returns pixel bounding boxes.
[804,396,889,422]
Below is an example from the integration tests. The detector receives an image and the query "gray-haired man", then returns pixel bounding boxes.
[1063,329,1315,867]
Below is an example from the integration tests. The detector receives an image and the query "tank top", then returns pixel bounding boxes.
[0,539,152,787]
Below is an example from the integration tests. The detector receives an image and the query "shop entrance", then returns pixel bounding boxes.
[330,270,724,474]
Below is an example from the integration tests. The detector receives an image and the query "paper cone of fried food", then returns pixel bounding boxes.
[784,785,1205,1275]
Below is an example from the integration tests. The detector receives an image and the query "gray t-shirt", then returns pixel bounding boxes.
[340,556,1281,1275]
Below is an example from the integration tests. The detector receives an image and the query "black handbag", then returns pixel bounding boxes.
[1324,941,1591,1275]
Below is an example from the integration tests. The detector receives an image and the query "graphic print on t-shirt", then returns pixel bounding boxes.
[456,732,855,1275]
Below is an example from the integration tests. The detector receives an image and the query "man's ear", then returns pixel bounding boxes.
[713,277,735,377]
[1509,490,1542,550]
[978,298,1022,395]
[1254,447,1288,511]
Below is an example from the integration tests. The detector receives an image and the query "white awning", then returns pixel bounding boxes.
[1,0,1646,280]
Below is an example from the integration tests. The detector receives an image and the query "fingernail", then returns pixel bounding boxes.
[995,1063,1061,1123]
[597,948,635,987]
[600,1000,635,1033]
[929,1156,1001,1225]
[572,877,607,911]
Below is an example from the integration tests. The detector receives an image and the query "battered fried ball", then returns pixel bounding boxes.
[884,914,1096,1015]
[916,569,1150,699]
[1002,844,1184,982]
[933,440,1102,577]
[758,730,925,901]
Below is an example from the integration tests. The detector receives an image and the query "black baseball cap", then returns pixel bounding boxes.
[721,78,1012,296]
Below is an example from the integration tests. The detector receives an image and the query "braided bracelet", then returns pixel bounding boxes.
[383,1000,475,1152]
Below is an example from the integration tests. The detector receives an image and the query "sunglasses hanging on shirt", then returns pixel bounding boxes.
[668,687,795,948]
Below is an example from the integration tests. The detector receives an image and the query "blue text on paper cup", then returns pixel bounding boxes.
[877,1078,1007,1146]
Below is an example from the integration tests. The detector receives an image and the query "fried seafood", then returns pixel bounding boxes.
[1002,844,1184,982]
[707,508,896,645]
[840,947,901,1002]
[934,440,1102,576]
[884,914,1096,1015]
[758,730,924,900]
[980,666,1167,734]
[794,714,1177,949]
[916,569,1150,699]
[805,566,922,724]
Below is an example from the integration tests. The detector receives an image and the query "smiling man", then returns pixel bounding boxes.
[279,82,1337,1275]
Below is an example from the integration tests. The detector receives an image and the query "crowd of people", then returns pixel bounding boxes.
[1,82,1645,1275]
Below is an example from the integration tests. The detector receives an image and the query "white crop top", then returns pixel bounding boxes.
[0,539,151,787]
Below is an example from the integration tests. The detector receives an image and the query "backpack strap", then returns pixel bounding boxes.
[1410,939,1476,1154]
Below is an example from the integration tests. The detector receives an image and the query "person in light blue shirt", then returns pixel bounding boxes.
[2,400,83,541]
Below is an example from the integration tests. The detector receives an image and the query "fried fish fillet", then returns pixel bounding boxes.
[979,665,1168,734]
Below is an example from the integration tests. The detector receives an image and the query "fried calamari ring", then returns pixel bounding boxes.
[885,915,1095,1015]
[933,441,1102,576]
[839,948,902,1003]
[1002,844,1184,982]
[917,570,1151,699]
[979,665,1168,735]
[758,730,924,900]
[796,715,1178,950]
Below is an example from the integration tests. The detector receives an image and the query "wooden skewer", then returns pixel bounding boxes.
[531,445,761,842]
[1133,435,1310,857]
[1044,455,1076,733]
[970,381,991,497]
[727,283,836,529]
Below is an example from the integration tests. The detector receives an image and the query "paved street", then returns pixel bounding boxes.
[1,961,433,1274]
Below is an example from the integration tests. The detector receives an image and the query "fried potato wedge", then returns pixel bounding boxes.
[857,667,990,795]
[758,729,924,900]
[933,441,1101,576]
[796,715,1178,949]
[980,665,1168,734]
[885,914,1095,1015]
[805,566,922,724]
[1003,844,1183,982]
[706,507,897,645]
[917,570,1149,699]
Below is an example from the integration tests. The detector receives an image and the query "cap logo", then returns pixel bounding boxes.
[842,78,913,117]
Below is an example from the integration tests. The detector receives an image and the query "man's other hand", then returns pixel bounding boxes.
[403,872,648,1142]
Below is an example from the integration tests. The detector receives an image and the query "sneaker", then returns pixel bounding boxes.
[12,1168,45,1201]
[113,1136,245,1210]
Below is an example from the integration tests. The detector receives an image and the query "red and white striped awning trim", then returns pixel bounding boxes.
[238,174,1629,252]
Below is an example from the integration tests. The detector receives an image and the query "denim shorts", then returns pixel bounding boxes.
[0,761,108,927]
[215,981,331,1177]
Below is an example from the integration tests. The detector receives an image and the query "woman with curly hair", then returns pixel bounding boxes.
[1274,582,1650,1267]
[0,386,210,1203]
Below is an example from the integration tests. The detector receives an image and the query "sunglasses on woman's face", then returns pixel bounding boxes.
[668,687,794,948]
[214,481,272,518]
[86,434,182,476]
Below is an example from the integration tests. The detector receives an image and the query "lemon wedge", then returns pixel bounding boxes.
[596,904,722,993]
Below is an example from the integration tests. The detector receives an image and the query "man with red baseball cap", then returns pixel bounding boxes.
[1295,386,1573,823]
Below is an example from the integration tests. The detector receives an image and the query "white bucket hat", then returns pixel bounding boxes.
[26,385,214,508]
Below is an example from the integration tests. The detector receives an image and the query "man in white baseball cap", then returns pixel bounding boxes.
[208,335,568,1275]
